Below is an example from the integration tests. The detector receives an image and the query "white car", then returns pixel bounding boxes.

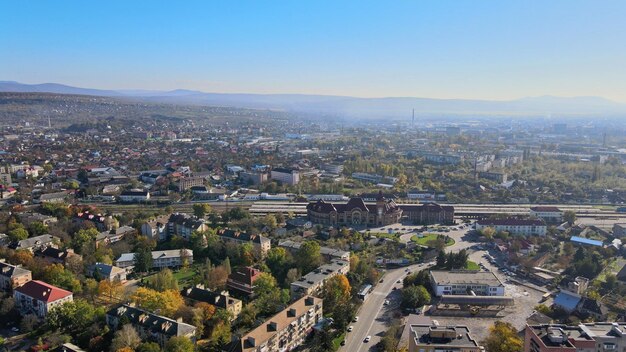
[364,336,371,343]
[348,326,354,332]
[353,316,359,322]
[11,327,19,332]
[384,300,390,305]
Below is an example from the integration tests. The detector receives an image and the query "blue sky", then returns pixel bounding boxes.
[1,1,626,101]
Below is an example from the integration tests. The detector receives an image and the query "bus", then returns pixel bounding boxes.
[358,284,373,300]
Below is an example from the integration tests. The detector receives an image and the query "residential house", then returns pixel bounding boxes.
[35,247,82,265]
[278,240,350,261]
[38,191,68,204]
[167,214,208,240]
[227,267,262,296]
[14,280,73,318]
[141,215,170,242]
[12,234,59,253]
[96,226,136,247]
[106,304,196,348]
[88,263,127,281]
[115,249,193,269]
[217,229,271,257]
[0,260,32,291]
[291,260,350,298]
[181,285,243,320]
[235,296,322,352]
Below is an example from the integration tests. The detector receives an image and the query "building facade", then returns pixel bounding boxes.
[270,167,300,185]
[530,207,564,223]
[430,270,505,297]
[400,203,455,225]
[307,194,402,227]
[14,280,73,318]
[106,304,196,348]
[0,260,32,291]
[236,296,323,352]
[115,249,193,269]
[217,229,271,257]
[476,218,547,236]
[291,260,350,298]
[181,285,243,320]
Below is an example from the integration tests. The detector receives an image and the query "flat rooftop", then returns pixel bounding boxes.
[410,324,480,348]
[430,270,504,287]
[291,260,349,289]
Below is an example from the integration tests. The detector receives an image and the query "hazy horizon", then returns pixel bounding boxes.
[2,1,626,103]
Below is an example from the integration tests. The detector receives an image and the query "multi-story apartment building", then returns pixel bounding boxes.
[523,323,626,352]
[291,260,350,298]
[530,207,564,223]
[115,249,193,269]
[228,266,262,296]
[167,214,208,240]
[14,280,73,318]
[106,304,196,348]
[0,260,32,291]
[181,285,243,320]
[140,215,170,241]
[279,240,350,261]
[476,218,547,236]
[270,167,300,185]
[478,171,508,183]
[240,171,269,186]
[236,296,323,352]
[408,324,483,352]
[430,270,505,297]
[177,176,205,191]
[217,229,271,257]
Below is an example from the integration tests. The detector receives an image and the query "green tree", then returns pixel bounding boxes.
[296,240,321,274]
[192,203,211,219]
[27,221,48,236]
[47,299,104,333]
[254,272,289,316]
[165,336,195,352]
[134,246,154,273]
[564,210,577,225]
[401,285,431,310]
[482,321,523,352]
[137,342,162,352]
[148,268,179,292]
[8,226,28,242]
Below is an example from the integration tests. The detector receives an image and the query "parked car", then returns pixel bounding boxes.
[348,326,354,332]
[364,336,371,343]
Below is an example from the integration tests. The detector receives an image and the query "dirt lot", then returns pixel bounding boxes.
[427,280,548,342]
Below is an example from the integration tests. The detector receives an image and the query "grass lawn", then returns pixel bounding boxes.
[332,332,346,350]
[465,261,480,270]
[173,267,197,285]
[411,233,455,247]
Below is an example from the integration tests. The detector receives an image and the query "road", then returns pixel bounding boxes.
[342,227,474,352]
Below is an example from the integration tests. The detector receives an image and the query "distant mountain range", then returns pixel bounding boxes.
[2,80,625,118]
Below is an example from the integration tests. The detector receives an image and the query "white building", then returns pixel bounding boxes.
[290,260,350,298]
[14,280,73,318]
[119,190,150,202]
[476,218,547,236]
[430,270,505,297]
[530,206,563,223]
[270,167,300,185]
[115,249,193,269]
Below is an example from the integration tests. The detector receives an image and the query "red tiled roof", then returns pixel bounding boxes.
[14,280,72,303]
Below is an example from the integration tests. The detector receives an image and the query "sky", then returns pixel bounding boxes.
[1,1,626,102]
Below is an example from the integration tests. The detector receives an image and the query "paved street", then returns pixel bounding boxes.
[342,226,473,352]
